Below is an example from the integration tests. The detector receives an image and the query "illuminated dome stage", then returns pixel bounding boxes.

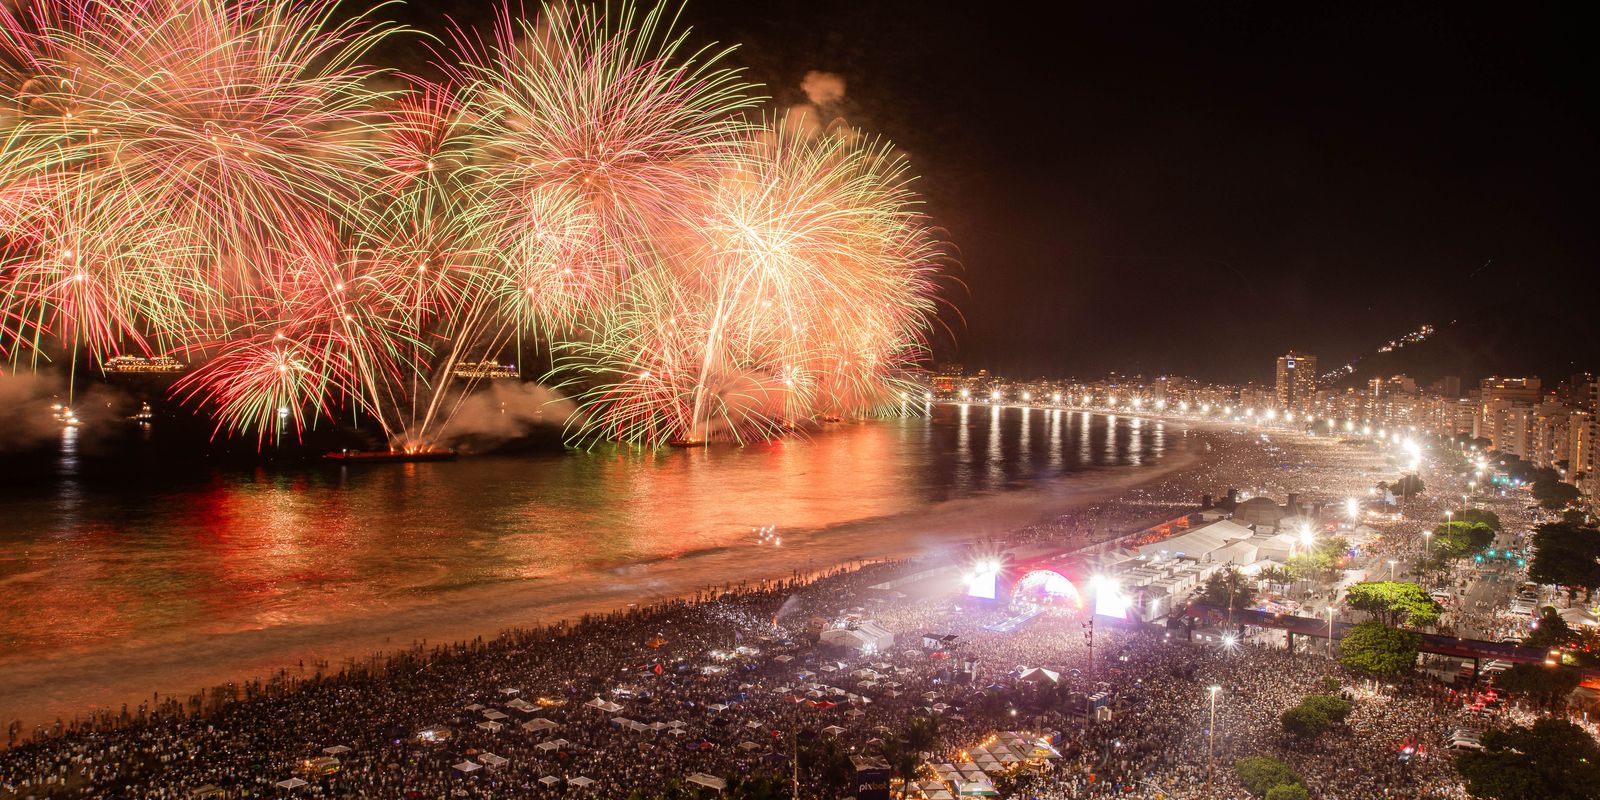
[961,558,1131,620]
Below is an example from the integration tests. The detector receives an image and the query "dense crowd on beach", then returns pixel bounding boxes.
[0,564,1488,799]
[0,422,1564,799]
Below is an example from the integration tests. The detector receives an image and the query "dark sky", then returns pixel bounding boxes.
[386,1,1599,384]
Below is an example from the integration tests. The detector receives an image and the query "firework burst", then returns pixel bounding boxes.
[0,0,950,449]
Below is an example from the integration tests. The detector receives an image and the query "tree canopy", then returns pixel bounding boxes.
[1433,521,1496,559]
[1265,786,1311,800]
[1235,756,1300,797]
[1533,479,1581,510]
[1200,566,1257,610]
[1339,620,1420,679]
[1287,536,1351,585]
[1280,704,1331,739]
[1279,694,1351,739]
[1456,719,1600,800]
[1392,474,1425,498]
[1343,581,1443,627]
[1523,606,1579,651]
[1528,522,1600,602]
[1299,694,1353,723]
[1493,663,1582,709]
[1460,507,1501,531]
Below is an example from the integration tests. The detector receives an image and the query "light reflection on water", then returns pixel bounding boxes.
[0,405,1167,662]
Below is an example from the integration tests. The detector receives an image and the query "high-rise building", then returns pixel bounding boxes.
[1275,351,1318,413]
[1583,381,1600,503]
[1474,377,1542,450]
[1478,376,1542,404]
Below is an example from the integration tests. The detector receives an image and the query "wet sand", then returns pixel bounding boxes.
[0,421,1213,729]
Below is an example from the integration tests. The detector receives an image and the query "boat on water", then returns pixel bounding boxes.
[322,449,458,463]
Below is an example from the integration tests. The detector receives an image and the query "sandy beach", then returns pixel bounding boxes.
[0,417,1215,730]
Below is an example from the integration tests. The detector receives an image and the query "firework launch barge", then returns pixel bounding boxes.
[322,449,458,464]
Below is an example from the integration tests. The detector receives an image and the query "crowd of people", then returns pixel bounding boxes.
[0,422,1573,799]
[0,552,1498,800]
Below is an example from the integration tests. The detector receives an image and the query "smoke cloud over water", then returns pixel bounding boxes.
[0,371,127,451]
[438,382,576,452]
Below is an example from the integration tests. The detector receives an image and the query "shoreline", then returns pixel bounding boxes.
[0,420,1215,733]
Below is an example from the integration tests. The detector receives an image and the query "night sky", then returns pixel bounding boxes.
[387,1,1599,384]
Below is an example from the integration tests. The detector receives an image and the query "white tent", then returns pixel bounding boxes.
[819,624,896,656]
[483,710,509,721]
[1559,607,1599,627]
[738,741,761,751]
[452,761,482,774]
[535,741,561,752]
[569,776,596,787]
[686,773,728,792]
[476,721,504,733]
[822,725,846,735]
[320,745,351,755]
[1018,667,1060,685]
[479,753,509,768]
[522,718,559,733]
[538,775,561,786]
[275,778,308,789]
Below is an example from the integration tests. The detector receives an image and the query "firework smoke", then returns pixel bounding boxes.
[0,0,948,450]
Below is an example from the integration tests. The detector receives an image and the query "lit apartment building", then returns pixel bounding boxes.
[1275,351,1318,413]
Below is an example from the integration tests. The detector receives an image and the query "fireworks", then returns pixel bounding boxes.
[0,0,948,448]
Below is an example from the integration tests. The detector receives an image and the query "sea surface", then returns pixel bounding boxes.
[0,404,1183,720]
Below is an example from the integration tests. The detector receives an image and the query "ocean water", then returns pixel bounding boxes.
[0,404,1176,719]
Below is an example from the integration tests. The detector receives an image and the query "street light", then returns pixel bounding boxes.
[1326,606,1335,658]
[1387,559,1397,580]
